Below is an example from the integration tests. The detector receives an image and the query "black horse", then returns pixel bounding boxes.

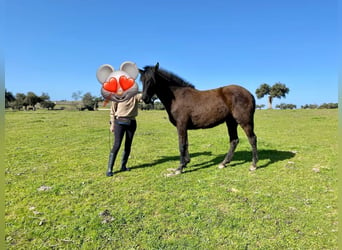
[139,63,258,174]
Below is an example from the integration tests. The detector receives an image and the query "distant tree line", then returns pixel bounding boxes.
[5,89,102,111]
[256,103,338,110]
[301,103,338,109]
[5,89,56,110]
[275,103,297,110]
[5,90,164,111]
[6,89,337,111]
[255,82,337,110]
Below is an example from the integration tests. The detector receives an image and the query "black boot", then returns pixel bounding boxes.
[120,151,131,172]
[106,152,116,177]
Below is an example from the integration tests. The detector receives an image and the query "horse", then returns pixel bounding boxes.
[139,63,258,174]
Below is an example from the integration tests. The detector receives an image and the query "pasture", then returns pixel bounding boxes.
[5,109,338,249]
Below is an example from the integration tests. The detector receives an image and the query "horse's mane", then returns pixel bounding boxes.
[144,66,195,89]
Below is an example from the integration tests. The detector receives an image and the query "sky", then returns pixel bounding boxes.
[4,0,338,107]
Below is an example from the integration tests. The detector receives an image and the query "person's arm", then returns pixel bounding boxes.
[109,102,118,132]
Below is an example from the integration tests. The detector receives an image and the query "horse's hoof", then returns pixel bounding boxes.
[218,164,225,169]
[249,166,257,171]
[165,170,182,177]
[106,172,113,177]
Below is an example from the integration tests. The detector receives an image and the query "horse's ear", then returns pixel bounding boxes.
[139,68,144,74]
[154,62,159,72]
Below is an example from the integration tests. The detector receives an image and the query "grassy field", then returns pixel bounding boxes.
[5,109,338,249]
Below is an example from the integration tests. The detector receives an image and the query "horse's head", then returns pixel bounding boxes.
[139,62,159,104]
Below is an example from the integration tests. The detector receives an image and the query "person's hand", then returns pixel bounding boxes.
[110,123,115,132]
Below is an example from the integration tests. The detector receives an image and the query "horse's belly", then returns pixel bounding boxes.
[190,109,228,129]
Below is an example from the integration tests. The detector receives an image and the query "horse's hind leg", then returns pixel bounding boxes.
[219,120,239,169]
[241,123,258,171]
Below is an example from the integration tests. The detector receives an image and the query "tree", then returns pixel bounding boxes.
[93,97,103,110]
[5,89,15,108]
[12,93,27,110]
[24,92,40,110]
[39,93,55,110]
[81,92,96,110]
[39,92,50,102]
[40,101,56,110]
[255,82,289,109]
[72,91,83,101]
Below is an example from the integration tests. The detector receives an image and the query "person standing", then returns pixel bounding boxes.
[106,93,142,176]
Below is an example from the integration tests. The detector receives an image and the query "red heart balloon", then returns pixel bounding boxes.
[119,75,135,91]
[103,77,118,92]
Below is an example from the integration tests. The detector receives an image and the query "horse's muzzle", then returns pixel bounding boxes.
[142,95,151,104]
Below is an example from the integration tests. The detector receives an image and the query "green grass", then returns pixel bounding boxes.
[5,109,338,249]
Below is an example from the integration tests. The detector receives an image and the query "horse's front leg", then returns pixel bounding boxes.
[175,126,189,174]
[184,136,190,165]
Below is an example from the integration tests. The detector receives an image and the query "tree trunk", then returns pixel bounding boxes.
[268,96,273,109]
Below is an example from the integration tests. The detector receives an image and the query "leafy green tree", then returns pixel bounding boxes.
[11,93,27,110]
[24,92,40,110]
[256,82,289,109]
[39,92,50,102]
[5,89,15,108]
[40,101,56,110]
[82,92,96,110]
[93,97,103,110]
[39,93,56,110]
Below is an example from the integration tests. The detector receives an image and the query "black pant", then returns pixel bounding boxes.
[111,119,137,167]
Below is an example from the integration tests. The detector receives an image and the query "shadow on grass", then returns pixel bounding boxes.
[184,149,296,174]
[132,149,295,173]
[131,151,212,171]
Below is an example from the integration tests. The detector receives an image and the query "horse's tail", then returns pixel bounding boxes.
[251,93,256,113]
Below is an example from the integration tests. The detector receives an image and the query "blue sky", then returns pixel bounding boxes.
[5,0,337,107]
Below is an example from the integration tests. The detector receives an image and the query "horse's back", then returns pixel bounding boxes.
[221,85,255,106]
